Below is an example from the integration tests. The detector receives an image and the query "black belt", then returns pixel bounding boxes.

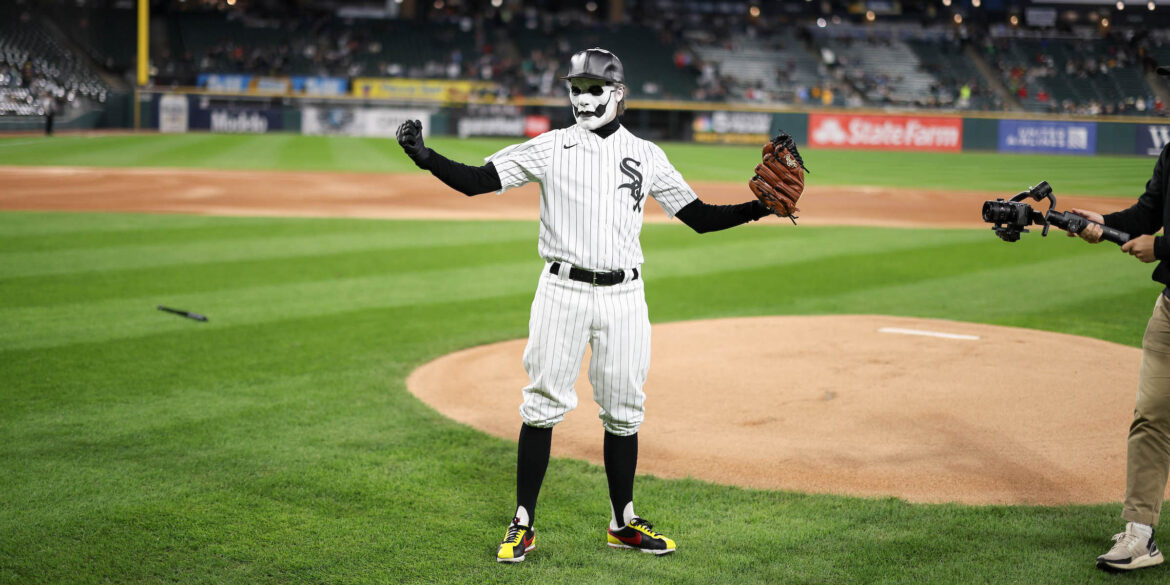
[549,262,638,286]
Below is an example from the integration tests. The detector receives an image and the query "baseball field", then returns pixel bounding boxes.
[1,132,1167,583]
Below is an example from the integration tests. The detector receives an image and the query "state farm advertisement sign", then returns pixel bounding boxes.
[808,113,963,152]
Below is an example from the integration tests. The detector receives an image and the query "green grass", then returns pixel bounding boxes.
[0,133,1156,196]
[2,210,1166,584]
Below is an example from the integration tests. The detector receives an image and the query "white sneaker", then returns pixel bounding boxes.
[1096,523,1163,572]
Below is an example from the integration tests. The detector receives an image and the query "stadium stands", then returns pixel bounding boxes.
[689,31,827,104]
[0,9,108,118]
[5,0,1170,122]
[984,32,1158,115]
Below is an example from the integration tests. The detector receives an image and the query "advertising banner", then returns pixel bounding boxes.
[808,113,962,151]
[293,76,348,96]
[352,78,499,103]
[189,107,282,133]
[524,115,551,137]
[457,115,550,139]
[998,119,1096,155]
[198,74,346,95]
[158,94,189,133]
[251,76,291,93]
[302,106,431,137]
[197,74,252,92]
[1135,124,1170,157]
[693,111,771,144]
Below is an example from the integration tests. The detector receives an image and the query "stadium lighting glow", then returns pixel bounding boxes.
[816,17,827,27]
[953,13,963,23]
[865,10,875,20]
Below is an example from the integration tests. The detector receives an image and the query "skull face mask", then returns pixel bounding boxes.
[568,78,624,131]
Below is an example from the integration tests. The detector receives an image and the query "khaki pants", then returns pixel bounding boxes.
[1124,292,1170,526]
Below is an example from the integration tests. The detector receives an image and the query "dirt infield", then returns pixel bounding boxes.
[2,165,1152,505]
[0,165,1134,226]
[408,315,1148,506]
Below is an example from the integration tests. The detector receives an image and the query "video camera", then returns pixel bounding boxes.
[981,181,1131,245]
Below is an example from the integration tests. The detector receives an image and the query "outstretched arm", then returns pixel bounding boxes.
[675,199,772,234]
[397,120,502,196]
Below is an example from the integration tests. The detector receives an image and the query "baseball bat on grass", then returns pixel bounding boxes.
[157,305,208,322]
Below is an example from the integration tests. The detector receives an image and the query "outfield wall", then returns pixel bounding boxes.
[139,90,1170,157]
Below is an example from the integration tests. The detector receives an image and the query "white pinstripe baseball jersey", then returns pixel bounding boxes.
[487,124,698,271]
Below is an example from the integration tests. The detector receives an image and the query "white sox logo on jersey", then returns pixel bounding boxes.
[618,158,644,212]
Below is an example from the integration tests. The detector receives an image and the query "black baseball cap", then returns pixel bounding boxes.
[561,48,625,84]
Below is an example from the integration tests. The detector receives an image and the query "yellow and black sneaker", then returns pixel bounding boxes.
[606,517,676,556]
[497,520,535,563]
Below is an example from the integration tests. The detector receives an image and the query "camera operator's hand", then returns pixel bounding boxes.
[1068,208,1104,243]
[1122,235,1159,263]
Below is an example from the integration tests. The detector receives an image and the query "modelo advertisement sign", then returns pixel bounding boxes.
[998,119,1096,155]
[189,107,283,133]
[808,113,962,151]
[693,111,771,145]
[1136,125,1170,156]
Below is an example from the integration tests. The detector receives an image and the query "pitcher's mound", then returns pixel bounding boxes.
[407,315,1152,505]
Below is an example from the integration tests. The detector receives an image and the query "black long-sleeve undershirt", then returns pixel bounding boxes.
[414,148,502,196]
[675,199,772,233]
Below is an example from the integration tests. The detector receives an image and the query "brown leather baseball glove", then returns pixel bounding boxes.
[749,132,808,218]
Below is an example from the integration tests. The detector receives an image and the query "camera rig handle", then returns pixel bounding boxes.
[1046,210,1132,245]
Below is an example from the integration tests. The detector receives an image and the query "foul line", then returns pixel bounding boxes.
[878,327,980,341]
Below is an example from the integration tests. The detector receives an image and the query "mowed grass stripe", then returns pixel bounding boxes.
[0,135,157,166]
[277,134,334,169]
[0,211,285,240]
[0,214,404,253]
[200,134,288,169]
[1,224,974,306]
[0,259,545,350]
[0,239,537,308]
[0,220,534,278]
[136,133,246,168]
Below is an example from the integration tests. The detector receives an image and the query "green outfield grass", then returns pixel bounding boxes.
[1,207,1167,584]
[0,132,1157,197]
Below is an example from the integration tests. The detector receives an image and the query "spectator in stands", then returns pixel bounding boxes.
[40,92,55,136]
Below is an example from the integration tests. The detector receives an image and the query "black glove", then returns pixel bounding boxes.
[396,119,431,167]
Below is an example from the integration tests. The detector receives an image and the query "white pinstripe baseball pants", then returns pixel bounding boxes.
[520,262,651,436]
